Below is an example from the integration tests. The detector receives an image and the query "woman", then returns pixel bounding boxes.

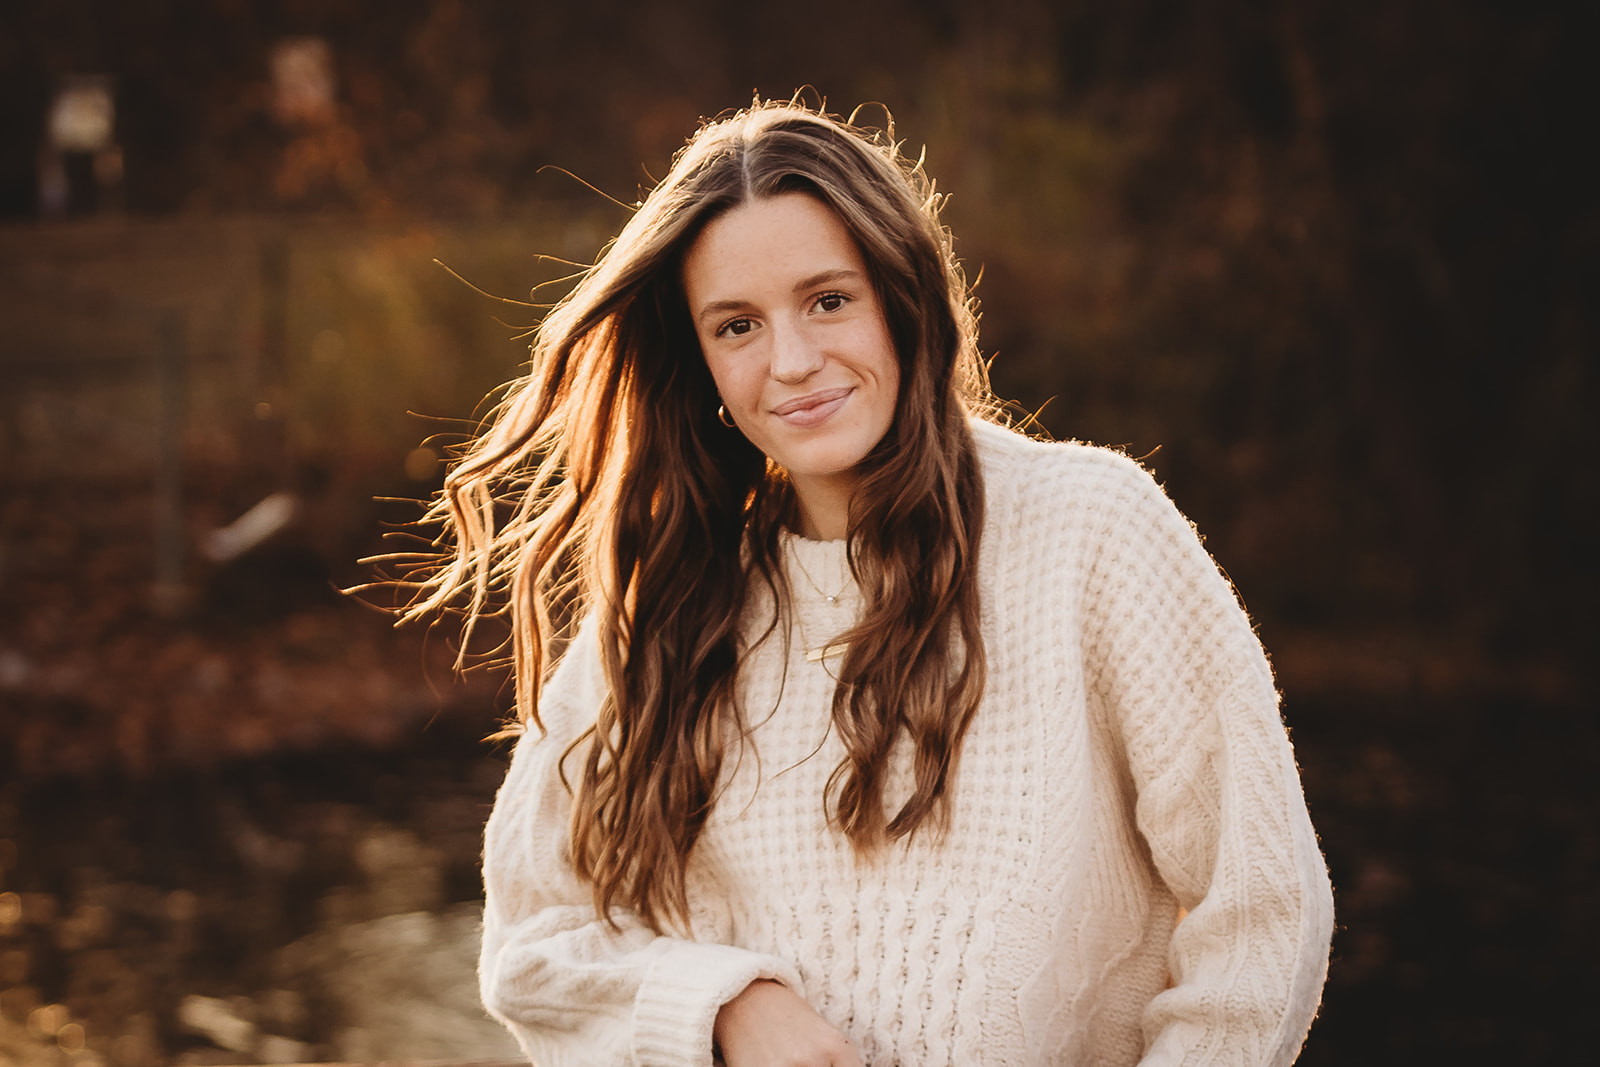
[404,100,1334,1066]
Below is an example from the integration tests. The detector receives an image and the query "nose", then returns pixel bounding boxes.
[769,320,824,384]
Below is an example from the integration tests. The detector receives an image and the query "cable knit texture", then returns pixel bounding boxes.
[479,419,1334,1066]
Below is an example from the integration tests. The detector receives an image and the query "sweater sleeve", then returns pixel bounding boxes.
[1081,456,1334,1066]
[479,620,803,1067]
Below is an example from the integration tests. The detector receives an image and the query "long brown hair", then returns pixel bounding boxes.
[400,100,993,932]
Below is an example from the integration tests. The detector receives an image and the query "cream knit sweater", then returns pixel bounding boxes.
[479,419,1334,1066]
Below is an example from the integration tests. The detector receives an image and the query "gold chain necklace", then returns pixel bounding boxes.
[788,542,851,662]
[789,542,850,603]
[795,612,848,663]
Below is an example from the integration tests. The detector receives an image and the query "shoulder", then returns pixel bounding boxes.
[967,418,1231,625]
[968,416,1174,535]
[966,417,1195,616]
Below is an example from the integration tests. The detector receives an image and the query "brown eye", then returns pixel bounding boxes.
[719,318,754,338]
[816,293,847,313]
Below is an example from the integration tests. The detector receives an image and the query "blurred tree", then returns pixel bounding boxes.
[0,0,1589,716]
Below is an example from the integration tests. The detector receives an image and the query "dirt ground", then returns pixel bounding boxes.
[1,716,520,1066]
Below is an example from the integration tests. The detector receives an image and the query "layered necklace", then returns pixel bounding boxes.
[787,540,856,663]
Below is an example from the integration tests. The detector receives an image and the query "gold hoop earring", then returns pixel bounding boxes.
[717,404,736,428]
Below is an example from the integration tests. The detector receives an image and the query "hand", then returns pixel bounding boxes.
[713,979,863,1067]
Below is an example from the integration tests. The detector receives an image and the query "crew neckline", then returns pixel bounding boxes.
[780,529,855,606]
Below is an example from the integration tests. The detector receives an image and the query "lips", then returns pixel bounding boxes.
[772,387,853,427]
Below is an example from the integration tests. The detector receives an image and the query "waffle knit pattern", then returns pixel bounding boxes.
[479,419,1335,1066]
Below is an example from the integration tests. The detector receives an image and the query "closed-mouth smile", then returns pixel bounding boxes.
[772,388,853,426]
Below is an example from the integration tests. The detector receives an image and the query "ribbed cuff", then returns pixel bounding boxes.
[632,940,802,1066]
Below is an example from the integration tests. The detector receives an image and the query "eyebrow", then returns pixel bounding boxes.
[793,268,863,292]
[693,268,867,325]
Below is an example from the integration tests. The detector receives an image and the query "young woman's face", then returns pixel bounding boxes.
[683,192,900,514]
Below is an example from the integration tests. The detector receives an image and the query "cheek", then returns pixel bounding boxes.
[877,367,903,430]
[870,332,902,412]
[881,347,902,396]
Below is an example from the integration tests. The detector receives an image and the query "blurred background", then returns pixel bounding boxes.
[0,0,1593,1064]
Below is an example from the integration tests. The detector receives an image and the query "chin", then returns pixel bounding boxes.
[785,452,870,482]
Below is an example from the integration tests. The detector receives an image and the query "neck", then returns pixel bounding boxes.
[790,472,855,541]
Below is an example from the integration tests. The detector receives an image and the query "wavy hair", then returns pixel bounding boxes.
[399,100,993,933]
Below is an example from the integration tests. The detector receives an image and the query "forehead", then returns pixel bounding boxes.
[681,192,866,301]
